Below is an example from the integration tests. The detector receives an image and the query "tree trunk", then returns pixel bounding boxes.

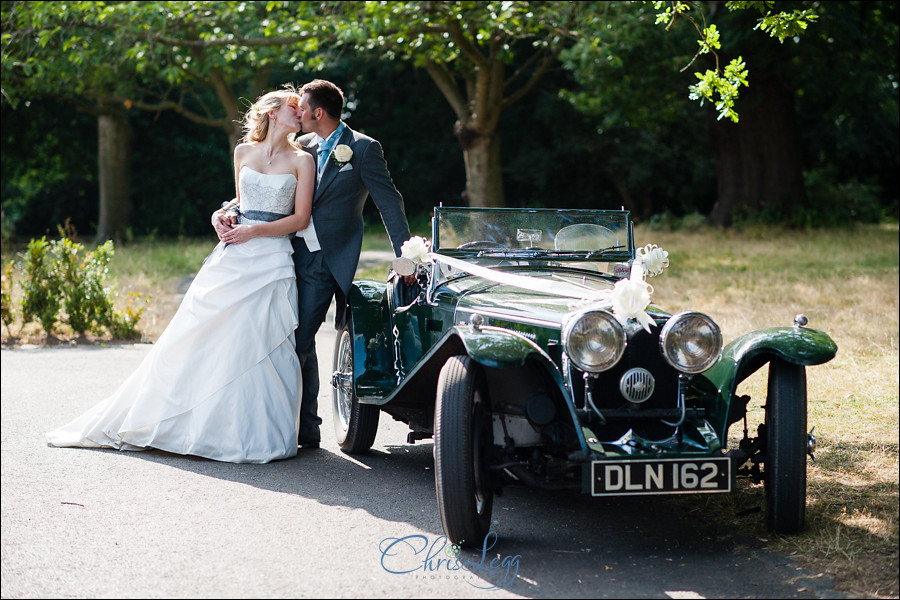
[707,27,806,226]
[458,126,504,207]
[95,112,132,241]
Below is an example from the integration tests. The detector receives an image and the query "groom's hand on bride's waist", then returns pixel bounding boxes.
[212,210,236,241]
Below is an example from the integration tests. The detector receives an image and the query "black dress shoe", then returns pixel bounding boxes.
[298,440,320,450]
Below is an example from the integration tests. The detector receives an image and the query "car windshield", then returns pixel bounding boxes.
[433,207,633,262]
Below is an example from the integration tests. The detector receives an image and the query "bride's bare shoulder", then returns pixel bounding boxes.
[234,142,257,159]
[292,148,314,168]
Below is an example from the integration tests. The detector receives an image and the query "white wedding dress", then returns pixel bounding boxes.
[47,167,302,463]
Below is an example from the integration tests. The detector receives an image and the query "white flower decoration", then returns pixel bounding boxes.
[610,263,655,332]
[332,144,353,166]
[400,236,432,264]
[635,244,669,277]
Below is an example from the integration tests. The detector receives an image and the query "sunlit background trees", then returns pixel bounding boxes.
[2,1,897,242]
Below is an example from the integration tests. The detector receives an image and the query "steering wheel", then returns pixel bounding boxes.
[456,241,506,250]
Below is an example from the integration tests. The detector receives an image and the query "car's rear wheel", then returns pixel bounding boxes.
[764,358,808,534]
[331,318,379,454]
[434,355,493,546]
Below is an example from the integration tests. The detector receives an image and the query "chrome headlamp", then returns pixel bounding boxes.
[563,310,626,373]
[659,311,722,374]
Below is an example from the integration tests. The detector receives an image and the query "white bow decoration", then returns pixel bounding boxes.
[610,263,656,332]
[635,244,669,277]
[402,236,669,334]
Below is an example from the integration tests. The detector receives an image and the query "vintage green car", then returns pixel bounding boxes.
[330,206,837,546]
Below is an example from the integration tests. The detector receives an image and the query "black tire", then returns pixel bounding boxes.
[764,358,808,534]
[434,355,494,546]
[331,318,379,454]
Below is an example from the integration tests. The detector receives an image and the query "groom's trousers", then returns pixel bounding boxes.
[292,238,340,445]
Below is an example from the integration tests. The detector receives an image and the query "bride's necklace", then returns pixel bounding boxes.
[264,144,287,165]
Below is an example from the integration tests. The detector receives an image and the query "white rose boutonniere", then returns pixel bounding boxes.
[332,144,353,167]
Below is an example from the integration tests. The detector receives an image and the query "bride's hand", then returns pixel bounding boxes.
[222,224,255,245]
[212,211,234,241]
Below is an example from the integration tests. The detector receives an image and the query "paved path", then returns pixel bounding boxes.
[1,253,844,598]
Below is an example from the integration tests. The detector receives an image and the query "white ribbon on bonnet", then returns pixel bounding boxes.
[399,237,669,333]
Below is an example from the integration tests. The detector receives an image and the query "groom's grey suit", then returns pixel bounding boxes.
[292,125,411,444]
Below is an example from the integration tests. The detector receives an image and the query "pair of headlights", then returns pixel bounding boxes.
[563,310,722,374]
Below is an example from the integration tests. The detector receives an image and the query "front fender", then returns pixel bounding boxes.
[373,324,586,448]
[346,281,395,398]
[456,324,551,369]
[378,324,567,403]
[705,326,837,394]
[700,325,837,434]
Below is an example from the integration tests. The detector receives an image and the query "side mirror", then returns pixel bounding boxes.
[391,257,417,277]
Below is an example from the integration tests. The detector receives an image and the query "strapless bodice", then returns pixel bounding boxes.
[237,166,297,226]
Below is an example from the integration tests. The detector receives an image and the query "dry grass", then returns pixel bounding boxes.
[643,223,899,599]
[2,224,898,596]
[1,237,214,343]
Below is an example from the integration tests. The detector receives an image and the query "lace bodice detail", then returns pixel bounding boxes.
[237,166,297,228]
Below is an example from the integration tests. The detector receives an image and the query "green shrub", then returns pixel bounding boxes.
[647,211,710,232]
[54,238,118,336]
[20,237,63,335]
[17,234,147,340]
[106,291,149,339]
[1,261,15,336]
[802,167,883,226]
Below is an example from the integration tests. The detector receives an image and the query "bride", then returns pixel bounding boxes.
[46,87,315,463]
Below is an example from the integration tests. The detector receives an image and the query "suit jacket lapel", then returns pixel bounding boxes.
[314,127,353,201]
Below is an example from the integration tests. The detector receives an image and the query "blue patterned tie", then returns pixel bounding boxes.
[316,144,331,176]
[316,123,345,176]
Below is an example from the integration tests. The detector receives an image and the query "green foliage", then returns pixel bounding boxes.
[2,0,897,232]
[717,168,884,229]
[799,168,884,227]
[688,56,748,122]
[558,2,717,218]
[728,2,819,42]
[20,237,63,334]
[105,291,149,340]
[2,1,304,105]
[791,1,899,222]
[53,236,118,336]
[1,261,15,335]
[650,1,818,122]
[647,211,711,232]
[15,233,147,339]
[0,101,98,238]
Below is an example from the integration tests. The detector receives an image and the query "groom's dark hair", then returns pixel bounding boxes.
[301,79,344,120]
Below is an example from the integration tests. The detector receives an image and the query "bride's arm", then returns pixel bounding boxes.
[228,152,314,242]
[212,145,249,238]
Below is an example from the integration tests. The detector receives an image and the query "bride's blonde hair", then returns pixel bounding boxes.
[241,85,301,144]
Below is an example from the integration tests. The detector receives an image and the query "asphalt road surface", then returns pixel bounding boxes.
[2,296,843,598]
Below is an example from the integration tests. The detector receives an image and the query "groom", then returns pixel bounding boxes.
[291,79,412,448]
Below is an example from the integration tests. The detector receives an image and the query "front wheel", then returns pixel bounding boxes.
[331,318,379,453]
[764,358,808,534]
[434,355,494,547]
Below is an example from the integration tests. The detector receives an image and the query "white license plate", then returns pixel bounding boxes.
[590,457,731,496]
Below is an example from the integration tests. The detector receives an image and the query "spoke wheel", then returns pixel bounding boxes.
[331,318,379,454]
[434,355,494,547]
[764,358,808,534]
